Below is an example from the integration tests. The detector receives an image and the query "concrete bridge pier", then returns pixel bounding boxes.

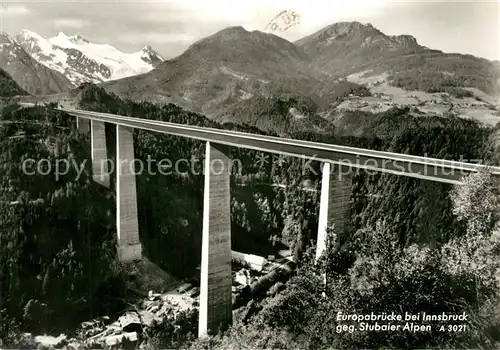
[316,163,352,262]
[76,117,90,134]
[91,120,110,187]
[116,125,142,263]
[198,142,233,338]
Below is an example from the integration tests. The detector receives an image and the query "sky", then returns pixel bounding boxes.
[0,0,499,61]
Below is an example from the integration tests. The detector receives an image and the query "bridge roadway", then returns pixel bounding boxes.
[57,107,500,184]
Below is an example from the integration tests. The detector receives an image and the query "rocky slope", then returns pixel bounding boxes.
[0,67,28,97]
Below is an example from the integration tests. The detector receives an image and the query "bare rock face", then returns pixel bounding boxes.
[73,288,196,348]
[33,334,67,349]
[0,66,28,97]
[390,34,420,49]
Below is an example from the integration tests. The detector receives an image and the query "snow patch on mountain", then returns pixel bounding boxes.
[15,29,164,86]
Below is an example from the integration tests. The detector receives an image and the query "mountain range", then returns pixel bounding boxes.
[0,32,74,95]
[7,21,500,133]
[0,29,164,95]
[102,22,499,132]
[15,30,164,86]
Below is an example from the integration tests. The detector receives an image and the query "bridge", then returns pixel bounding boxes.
[41,107,500,337]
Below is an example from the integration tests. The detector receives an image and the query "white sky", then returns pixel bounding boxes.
[1,0,499,60]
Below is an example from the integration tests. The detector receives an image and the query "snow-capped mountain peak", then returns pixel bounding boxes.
[14,29,165,86]
[0,31,74,95]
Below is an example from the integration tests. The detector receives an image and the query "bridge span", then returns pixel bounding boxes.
[43,107,500,337]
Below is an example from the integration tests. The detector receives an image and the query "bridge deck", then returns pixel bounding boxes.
[56,107,500,184]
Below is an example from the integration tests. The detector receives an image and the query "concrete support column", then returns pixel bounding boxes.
[91,120,110,188]
[116,125,142,263]
[76,117,90,134]
[316,163,352,262]
[198,142,232,338]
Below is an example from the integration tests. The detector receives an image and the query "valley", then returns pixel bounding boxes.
[1,9,500,349]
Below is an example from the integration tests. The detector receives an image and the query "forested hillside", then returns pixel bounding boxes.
[194,168,500,348]
[0,84,497,348]
[0,103,126,337]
